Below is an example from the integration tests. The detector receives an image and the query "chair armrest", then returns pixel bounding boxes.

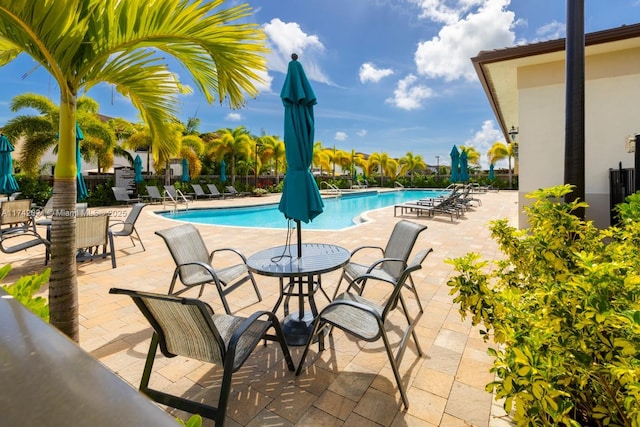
[364,257,406,273]
[108,219,125,230]
[210,248,248,263]
[349,245,384,260]
[176,261,219,278]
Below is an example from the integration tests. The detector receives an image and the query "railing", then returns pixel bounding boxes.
[394,182,405,190]
[320,181,342,196]
[163,189,189,212]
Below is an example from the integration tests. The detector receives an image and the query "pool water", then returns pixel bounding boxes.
[159,189,448,230]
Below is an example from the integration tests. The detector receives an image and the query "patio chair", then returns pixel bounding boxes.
[164,185,192,201]
[111,186,142,204]
[296,250,430,409]
[206,184,223,199]
[155,223,262,314]
[191,184,217,200]
[109,203,146,251]
[0,199,50,255]
[224,185,250,197]
[332,220,431,313]
[45,214,116,267]
[108,288,295,425]
[144,186,163,204]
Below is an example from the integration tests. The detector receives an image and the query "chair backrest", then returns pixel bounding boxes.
[383,220,428,279]
[76,214,109,248]
[155,224,211,284]
[191,184,205,196]
[40,198,54,217]
[112,187,132,202]
[145,186,162,199]
[381,248,430,318]
[0,199,32,227]
[163,185,177,198]
[109,288,226,363]
[225,186,238,195]
[207,184,221,196]
[121,203,145,234]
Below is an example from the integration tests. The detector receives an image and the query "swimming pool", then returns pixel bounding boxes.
[158,189,448,230]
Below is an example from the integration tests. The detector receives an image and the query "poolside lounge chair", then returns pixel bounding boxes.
[144,186,164,204]
[191,184,217,200]
[224,185,250,197]
[296,251,430,409]
[332,220,432,314]
[109,203,146,251]
[111,186,142,204]
[163,185,191,209]
[155,223,262,314]
[109,288,294,425]
[0,199,50,255]
[206,184,223,199]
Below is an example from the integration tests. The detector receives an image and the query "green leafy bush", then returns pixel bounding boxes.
[0,264,50,321]
[446,185,640,426]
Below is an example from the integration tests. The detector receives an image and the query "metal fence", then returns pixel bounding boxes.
[609,167,636,226]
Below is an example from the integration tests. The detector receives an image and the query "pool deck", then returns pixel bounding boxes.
[2,189,518,426]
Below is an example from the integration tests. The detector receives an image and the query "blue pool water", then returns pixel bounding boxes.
[159,189,448,230]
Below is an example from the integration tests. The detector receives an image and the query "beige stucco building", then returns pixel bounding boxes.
[473,23,640,228]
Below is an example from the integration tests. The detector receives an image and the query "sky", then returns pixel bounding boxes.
[0,0,639,170]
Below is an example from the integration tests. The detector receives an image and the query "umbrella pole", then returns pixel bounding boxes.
[296,219,302,258]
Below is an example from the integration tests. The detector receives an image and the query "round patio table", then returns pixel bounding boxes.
[247,243,350,346]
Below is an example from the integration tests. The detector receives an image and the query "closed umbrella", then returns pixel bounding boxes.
[220,159,227,183]
[459,150,469,182]
[0,134,19,195]
[278,54,324,258]
[76,123,88,201]
[449,145,460,183]
[181,158,190,182]
[489,163,495,180]
[134,155,144,184]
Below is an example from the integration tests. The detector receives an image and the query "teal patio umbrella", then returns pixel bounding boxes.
[278,54,324,258]
[459,150,469,182]
[134,155,144,183]
[220,159,227,183]
[489,163,495,180]
[0,134,19,195]
[76,123,88,201]
[181,158,190,182]
[449,145,460,183]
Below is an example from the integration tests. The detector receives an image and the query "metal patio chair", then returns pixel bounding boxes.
[332,220,431,313]
[296,250,431,409]
[155,223,262,314]
[109,203,146,251]
[109,288,294,426]
[111,186,142,204]
[0,199,49,255]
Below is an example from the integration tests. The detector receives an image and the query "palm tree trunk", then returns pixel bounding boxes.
[48,93,79,342]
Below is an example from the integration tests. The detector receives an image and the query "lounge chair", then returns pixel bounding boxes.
[191,184,218,200]
[155,223,262,314]
[332,220,431,309]
[109,203,146,251]
[0,199,50,255]
[224,185,250,197]
[163,185,191,208]
[111,187,142,204]
[206,184,223,199]
[296,251,430,409]
[108,288,295,425]
[143,186,164,204]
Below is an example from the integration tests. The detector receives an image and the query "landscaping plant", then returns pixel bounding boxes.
[0,265,50,321]
[447,185,640,426]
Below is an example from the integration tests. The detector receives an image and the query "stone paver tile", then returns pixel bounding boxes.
[244,408,294,427]
[434,328,469,354]
[406,387,447,425]
[412,366,455,398]
[294,365,336,397]
[267,384,317,424]
[312,389,357,421]
[296,406,343,427]
[423,345,463,376]
[445,381,492,426]
[226,386,273,426]
[343,411,385,427]
[326,364,376,402]
[354,387,401,425]
[392,411,439,427]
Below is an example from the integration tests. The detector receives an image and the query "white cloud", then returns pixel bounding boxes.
[356,129,367,137]
[359,63,394,83]
[334,131,348,141]
[252,69,274,93]
[534,20,565,42]
[414,0,515,82]
[262,18,332,85]
[462,119,505,168]
[226,112,242,122]
[386,74,434,110]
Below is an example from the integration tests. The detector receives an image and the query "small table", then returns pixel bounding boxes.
[247,243,350,346]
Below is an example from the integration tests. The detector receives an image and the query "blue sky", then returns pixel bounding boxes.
[0,0,638,169]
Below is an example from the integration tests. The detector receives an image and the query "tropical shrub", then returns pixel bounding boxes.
[0,264,50,321]
[446,185,640,426]
[15,176,53,207]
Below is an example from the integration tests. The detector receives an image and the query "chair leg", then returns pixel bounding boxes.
[332,271,349,300]
[405,276,424,314]
[381,331,410,409]
[248,272,262,302]
[295,317,326,376]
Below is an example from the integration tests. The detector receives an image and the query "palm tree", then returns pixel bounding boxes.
[399,151,426,186]
[0,0,267,341]
[312,141,330,176]
[257,134,285,184]
[487,141,512,186]
[460,145,482,166]
[207,127,254,185]
[369,152,398,187]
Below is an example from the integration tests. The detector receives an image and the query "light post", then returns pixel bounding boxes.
[254,142,263,188]
[435,155,440,180]
[508,125,519,188]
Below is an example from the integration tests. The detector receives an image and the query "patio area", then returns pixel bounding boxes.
[2,190,519,426]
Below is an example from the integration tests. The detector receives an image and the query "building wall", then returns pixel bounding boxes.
[517,47,640,229]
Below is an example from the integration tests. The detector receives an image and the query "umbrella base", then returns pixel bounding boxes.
[282,311,314,346]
